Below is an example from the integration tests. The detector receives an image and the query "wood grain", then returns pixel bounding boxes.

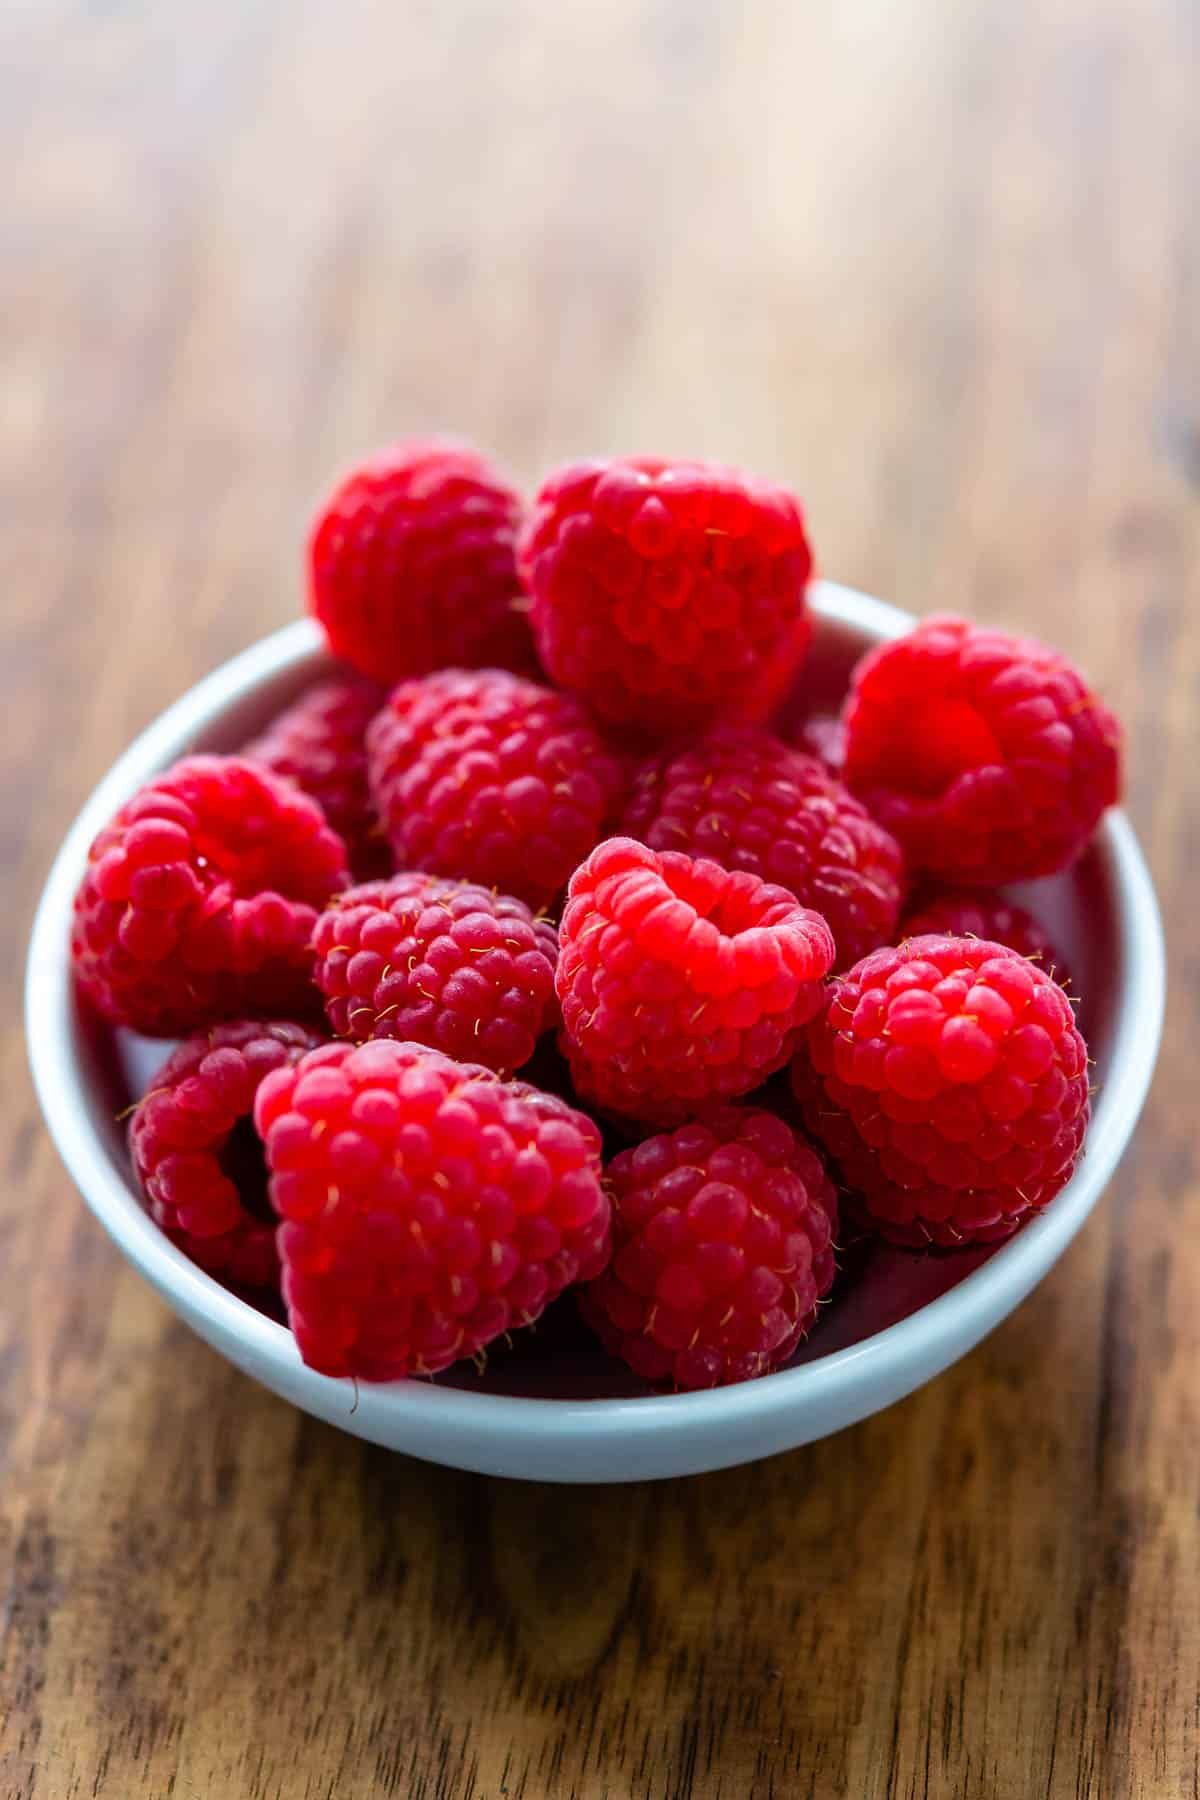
[2,1,1198,1794]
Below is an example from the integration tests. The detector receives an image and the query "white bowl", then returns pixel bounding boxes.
[25,584,1165,1483]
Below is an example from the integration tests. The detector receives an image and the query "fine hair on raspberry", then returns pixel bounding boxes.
[307,439,535,684]
[71,754,350,1036]
[621,724,904,970]
[580,1106,838,1390]
[129,1020,324,1289]
[519,456,814,738]
[557,836,836,1123]
[254,1039,611,1379]
[842,614,1121,883]
[794,933,1090,1246]
[242,672,389,879]
[367,667,627,910]
[312,871,559,1073]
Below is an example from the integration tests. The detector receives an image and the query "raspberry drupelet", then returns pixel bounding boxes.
[519,456,814,739]
[312,872,559,1074]
[307,439,535,685]
[901,888,1066,982]
[71,755,349,1036]
[130,1019,324,1288]
[793,934,1090,1247]
[367,667,627,910]
[842,615,1121,883]
[621,725,904,970]
[557,838,836,1125]
[242,673,388,880]
[254,1039,610,1379]
[579,1107,838,1389]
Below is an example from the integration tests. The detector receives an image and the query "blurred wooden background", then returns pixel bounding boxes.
[3,1,1198,1795]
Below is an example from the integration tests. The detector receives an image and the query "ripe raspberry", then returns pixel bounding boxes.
[579,1107,837,1389]
[519,457,813,738]
[901,888,1066,983]
[254,1039,610,1379]
[129,1020,324,1288]
[842,615,1121,882]
[71,756,349,1036]
[621,725,904,970]
[307,440,535,684]
[243,673,388,879]
[793,934,1090,1246]
[313,872,559,1073]
[558,838,835,1124]
[367,668,626,910]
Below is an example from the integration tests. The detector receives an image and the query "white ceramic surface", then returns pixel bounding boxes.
[25,584,1165,1482]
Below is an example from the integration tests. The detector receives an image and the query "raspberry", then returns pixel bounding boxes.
[243,673,388,879]
[901,888,1066,983]
[254,1039,610,1379]
[307,440,535,684]
[842,615,1121,882]
[129,1020,324,1287]
[71,756,349,1036]
[621,725,904,970]
[519,456,813,738]
[313,872,559,1073]
[557,837,835,1124]
[793,934,1090,1246]
[367,668,626,910]
[579,1107,837,1389]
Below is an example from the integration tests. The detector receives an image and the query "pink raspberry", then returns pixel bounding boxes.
[71,756,349,1036]
[129,1020,325,1288]
[621,725,904,970]
[367,668,626,910]
[579,1107,837,1389]
[793,934,1090,1246]
[254,1040,610,1379]
[519,456,813,738]
[243,673,388,879]
[307,440,535,684]
[842,615,1121,882]
[557,838,835,1124]
[901,887,1066,983]
[312,872,559,1074]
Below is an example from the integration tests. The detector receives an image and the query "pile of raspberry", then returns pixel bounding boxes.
[71,439,1121,1393]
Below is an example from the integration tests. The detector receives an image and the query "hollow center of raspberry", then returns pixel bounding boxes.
[892,697,1003,794]
[217,1116,273,1224]
[666,866,776,937]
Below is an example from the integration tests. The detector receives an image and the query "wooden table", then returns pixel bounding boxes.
[3,2,1197,1794]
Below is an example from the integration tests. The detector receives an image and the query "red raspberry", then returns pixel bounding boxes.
[793,934,1090,1247]
[254,1039,610,1379]
[901,888,1066,983]
[367,668,626,910]
[579,1108,838,1389]
[71,756,349,1036]
[621,726,904,970]
[130,1020,324,1288]
[519,457,813,738]
[313,872,559,1074]
[557,838,835,1124]
[243,673,388,879]
[307,440,535,684]
[842,615,1121,882]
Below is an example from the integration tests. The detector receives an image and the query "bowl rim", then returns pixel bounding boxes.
[25,583,1166,1454]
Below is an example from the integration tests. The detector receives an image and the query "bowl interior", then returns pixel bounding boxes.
[61,591,1126,1403]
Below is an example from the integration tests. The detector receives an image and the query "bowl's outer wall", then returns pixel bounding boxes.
[25,585,1166,1480]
